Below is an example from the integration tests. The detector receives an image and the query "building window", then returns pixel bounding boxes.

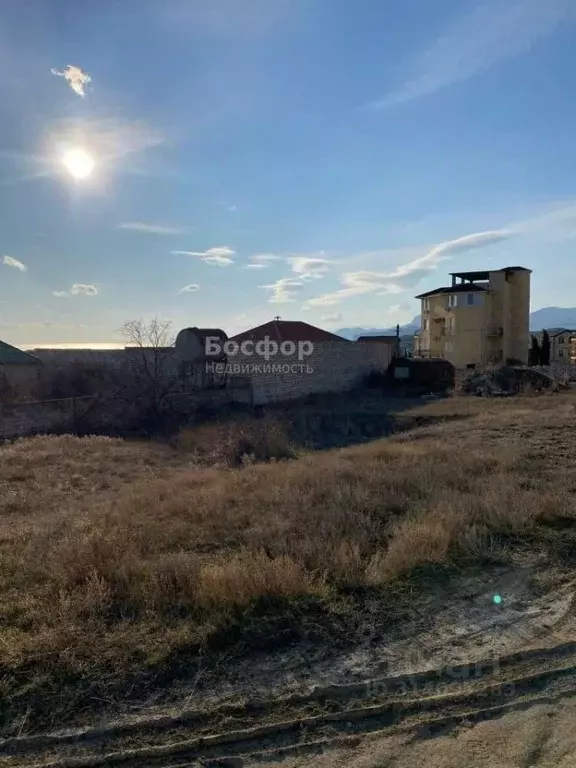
[558,337,564,344]
[446,294,457,308]
[467,293,474,306]
[559,349,564,357]
[422,299,430,311]
[423,318,428,330]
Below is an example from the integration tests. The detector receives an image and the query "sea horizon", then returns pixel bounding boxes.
[22,342,127,351]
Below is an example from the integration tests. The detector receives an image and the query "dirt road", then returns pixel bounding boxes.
[2,565,575,767]
[2,641,576,766]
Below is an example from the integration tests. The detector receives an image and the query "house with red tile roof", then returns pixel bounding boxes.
[230,319,349,345]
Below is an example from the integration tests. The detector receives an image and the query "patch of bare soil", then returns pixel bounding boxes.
[280,697,576,768]
[2,561,575,767]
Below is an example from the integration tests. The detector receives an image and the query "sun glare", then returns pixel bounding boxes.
[62,147,95,180]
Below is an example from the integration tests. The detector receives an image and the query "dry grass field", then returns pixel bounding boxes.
[1,391,575,737]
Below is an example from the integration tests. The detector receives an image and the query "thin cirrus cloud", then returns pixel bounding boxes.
[369,0,573,109]
[321,313,343,323]
[243,253,282,270]
[308,272,405,307]
[178,284,200,294]
[288,254,331,281]
[389,303,412,314]
[118,222,188,235]
[50,64,92,97]
[2,255,27,272]
[244,252,331,278]
[307,229,510,307]
[172,246,235,266]
[259,277,304,304]
[53,284,99,297]
[48,117,165,165]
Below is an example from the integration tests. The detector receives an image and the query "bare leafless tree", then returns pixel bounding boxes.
[118,318,181,429]
[121,318,174,350]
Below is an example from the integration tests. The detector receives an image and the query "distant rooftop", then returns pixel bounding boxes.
[415,284,487,299]
[231,319,348,344]
[534,327,576,337]
[0,340,40,365]
[356,335,397,343]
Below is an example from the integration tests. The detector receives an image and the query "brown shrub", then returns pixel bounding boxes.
[175,416,295,465]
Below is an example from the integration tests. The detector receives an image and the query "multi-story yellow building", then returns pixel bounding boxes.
[413,266,531,368]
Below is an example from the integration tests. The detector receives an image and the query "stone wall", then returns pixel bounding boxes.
[533,364,576,381]
[0,363,42,402]
[2,341,393,436]
[218,340,393,405]
[0,386,255,441]
[31,348,127,367]
[33,348,227,393]
[0,397,88,440]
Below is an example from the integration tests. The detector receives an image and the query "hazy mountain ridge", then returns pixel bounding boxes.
[336,308,576,340]
[336,317,420,340]
[528,307,576,332]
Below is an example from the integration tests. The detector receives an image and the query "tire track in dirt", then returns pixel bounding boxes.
[3,642,576,767]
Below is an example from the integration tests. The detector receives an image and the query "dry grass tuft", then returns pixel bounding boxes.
[175,416,294,465]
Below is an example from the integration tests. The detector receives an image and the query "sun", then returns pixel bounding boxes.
[61,147,96,180]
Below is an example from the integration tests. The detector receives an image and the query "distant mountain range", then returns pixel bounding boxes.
[528,307,576,331]
[336,317,420,341]
[336,308,576,340]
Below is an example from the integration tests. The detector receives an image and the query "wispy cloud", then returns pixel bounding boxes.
[288,255,331,280]
[50,65,92,97]
[178,284,200,294]
[370,0,573,109]
[259,277,303,304]
[389,303,411,314]
[321,313,343,323]
[507,201,576,237]
[48,118,164,165]
[2,255,27,272]
[307,230,509,307]
[308,273,404,307]
[387,230,510,281]
[172,246,235,267]
[53,284,98,297]
[161,0,297,40]
[118,222,188,235]
[243,253,282,270]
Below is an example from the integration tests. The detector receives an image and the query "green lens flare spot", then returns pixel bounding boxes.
[493,594,502,605]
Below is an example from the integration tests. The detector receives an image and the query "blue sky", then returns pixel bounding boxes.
[1,0,576,347]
